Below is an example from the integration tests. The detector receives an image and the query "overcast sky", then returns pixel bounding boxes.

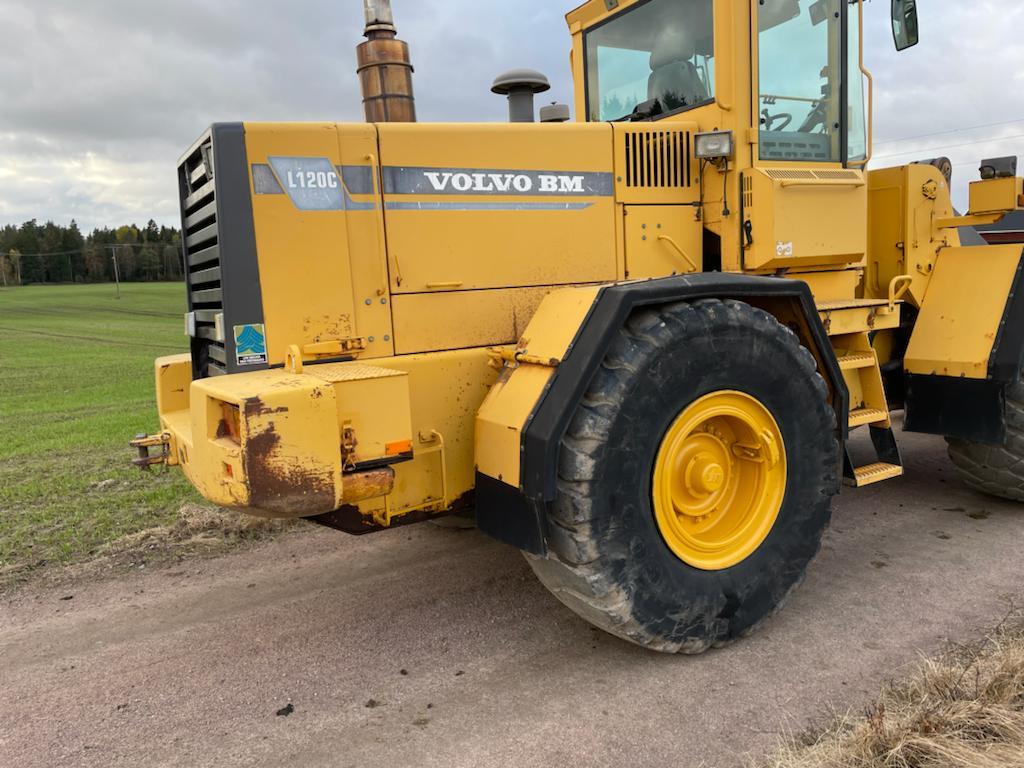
[1,1,1022,232]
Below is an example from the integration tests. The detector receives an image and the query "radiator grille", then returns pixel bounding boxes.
[624,130,691,189]
[178,137,226,378]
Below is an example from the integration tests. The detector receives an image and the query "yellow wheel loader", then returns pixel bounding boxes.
[133,0,1024,653]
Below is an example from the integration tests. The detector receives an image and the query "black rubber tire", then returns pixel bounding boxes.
[526,299,840,654]
[947,381,1024,501]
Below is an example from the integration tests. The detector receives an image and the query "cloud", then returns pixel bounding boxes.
[0,0,577,230]
[862,3,1024,205]
[0,1,1022,230]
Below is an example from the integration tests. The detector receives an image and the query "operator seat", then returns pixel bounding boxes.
[648,26,709,112]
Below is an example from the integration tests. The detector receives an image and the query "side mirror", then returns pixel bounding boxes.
[891,0,919,51]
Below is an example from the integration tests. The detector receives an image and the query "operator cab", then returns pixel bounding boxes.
[574,0,891,168]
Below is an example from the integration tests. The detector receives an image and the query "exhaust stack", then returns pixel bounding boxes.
[357,0,416,123]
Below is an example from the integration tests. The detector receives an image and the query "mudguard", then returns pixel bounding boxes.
[475,273,848,555]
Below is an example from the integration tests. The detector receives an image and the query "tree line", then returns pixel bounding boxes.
[0,219,183,286]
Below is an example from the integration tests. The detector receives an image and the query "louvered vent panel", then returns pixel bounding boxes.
[178,137,225,379]
[764,168,862,182]
[814,170,862,181]
[764,169,817,181]
[624,130,691,189]
[742,175,754,211]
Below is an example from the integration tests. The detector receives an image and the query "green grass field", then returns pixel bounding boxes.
[0,283,201,571]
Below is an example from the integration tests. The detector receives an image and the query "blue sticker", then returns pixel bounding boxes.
[234,324,268,366]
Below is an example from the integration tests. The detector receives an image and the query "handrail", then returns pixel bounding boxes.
[657,235,699,272]
[849,0,874,168]
[714,0,733,112]
[887,275,913,312]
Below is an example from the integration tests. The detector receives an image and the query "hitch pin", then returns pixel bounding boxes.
[130,432,171,471]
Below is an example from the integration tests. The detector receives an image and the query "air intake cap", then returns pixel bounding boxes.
[492,69,551,123]
[540,103,571,123]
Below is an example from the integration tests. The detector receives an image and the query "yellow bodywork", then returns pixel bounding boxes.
[905,245,1024,378]
[970,177,1024,216]
[742,168,867,271]
[147,0,1024,527]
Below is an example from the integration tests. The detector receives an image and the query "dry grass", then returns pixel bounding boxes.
[84,502,298,573]
[100,502,295,554]
[762,614,1024,768]
[1,503,298,593]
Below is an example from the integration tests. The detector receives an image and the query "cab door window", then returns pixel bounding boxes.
[757,0,843,162]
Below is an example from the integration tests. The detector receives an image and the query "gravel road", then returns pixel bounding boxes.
[3,431,1023,768]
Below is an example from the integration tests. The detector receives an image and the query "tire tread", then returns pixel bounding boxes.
[527,299,839,654]
[948,382,1024,501]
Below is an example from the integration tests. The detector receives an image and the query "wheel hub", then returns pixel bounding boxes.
[653,391,787,570]
[686,454,724,496]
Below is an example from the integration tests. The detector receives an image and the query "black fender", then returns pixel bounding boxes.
[475,273,848,555]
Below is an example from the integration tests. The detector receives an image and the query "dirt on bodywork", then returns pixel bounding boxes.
[242,398,337,517]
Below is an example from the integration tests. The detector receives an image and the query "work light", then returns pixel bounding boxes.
[695,130,734,161]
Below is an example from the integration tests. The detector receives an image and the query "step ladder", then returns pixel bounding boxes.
[834,333,904,488]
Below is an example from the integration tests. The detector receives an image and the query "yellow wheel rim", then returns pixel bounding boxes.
[652,391,787,571]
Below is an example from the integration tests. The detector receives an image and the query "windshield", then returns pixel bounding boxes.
[584,0,715,122]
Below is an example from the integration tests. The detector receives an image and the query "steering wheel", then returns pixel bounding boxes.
[761,109,793,132]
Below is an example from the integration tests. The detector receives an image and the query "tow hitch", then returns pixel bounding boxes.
[130,432,172,470]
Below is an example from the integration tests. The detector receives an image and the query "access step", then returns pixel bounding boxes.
[837,352,876,371]
[818,299,901,336]
[845,462,904,488]
[843,425,904,488]
[849,407,889,428]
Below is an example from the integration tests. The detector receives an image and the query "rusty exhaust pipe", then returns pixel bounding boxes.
[357,0,416,123]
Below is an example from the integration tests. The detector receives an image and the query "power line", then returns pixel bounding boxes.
[1,242,180,258]
[875,117,1024,147]
[873,132,1024,161]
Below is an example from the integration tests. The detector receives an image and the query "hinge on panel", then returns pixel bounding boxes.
[286,338,367,373]
[304,338,367,357]
[341,422,358,472]
[487,346,561,369]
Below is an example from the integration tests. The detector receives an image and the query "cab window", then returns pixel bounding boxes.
[585,0,715,122]
[758,0,843,162]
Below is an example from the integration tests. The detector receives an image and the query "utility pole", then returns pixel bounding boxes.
[110,247,121,299]
[8,249,20,286]
[1,254,7,288]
